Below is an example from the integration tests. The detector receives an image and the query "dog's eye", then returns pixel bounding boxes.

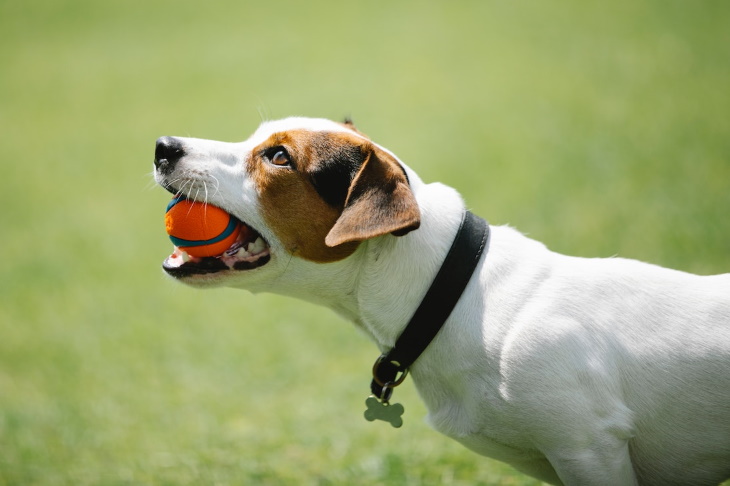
[264,147,291,167]
[272,150,290,166]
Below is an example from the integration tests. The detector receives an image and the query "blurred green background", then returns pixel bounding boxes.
[1,1,728,484]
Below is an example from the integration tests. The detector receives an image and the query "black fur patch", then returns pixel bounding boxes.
[309,142,366,208]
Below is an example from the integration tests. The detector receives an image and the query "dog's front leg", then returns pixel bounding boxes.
[543,438,638,486]
[498,317,641,485]
[506,457,563,485]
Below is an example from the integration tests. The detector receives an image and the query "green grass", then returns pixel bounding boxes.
[1,0,728,484]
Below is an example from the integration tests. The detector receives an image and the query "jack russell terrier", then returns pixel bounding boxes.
[153,117,730,486]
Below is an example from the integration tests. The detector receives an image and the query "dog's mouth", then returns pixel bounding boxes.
[162,214,271,279]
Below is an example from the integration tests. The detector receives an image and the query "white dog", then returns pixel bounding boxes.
[153,117,730,485]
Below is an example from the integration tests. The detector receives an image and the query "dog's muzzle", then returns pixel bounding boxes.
[154,136,272,279]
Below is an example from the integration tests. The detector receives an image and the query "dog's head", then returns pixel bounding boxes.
[153,117,421,287]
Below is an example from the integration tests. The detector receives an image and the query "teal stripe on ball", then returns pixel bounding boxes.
[166,194,187,212]
[168,214,240,248]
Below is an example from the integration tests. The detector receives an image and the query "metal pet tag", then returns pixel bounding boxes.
[363,396,405,428]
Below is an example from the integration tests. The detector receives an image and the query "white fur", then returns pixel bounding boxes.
[155,117,730,486]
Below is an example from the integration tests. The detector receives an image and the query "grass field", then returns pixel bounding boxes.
[1,1,728,484]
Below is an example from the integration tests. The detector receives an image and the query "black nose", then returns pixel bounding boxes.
[154,136,185,175]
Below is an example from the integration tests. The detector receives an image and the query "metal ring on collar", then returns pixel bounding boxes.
[371,355,409,388]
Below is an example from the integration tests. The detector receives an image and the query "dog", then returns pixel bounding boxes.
[153,117,730,485]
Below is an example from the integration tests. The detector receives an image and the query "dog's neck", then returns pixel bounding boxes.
[239,169,466,352]
[353,180,466,350]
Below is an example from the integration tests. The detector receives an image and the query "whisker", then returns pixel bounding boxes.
[144,171,160,192]
[178,179,192,197]
[208,175,232,210]
[209,175,222,199]
[202,182,210,220]
[256,102,270,123]
[271,250,295,288]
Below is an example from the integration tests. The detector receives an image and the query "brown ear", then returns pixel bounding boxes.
[325,144,420,247]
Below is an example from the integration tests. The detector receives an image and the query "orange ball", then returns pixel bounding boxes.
[165,196,242,257]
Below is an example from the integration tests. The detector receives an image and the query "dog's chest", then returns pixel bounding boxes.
[420,380,543,464]
[407,341,539,460]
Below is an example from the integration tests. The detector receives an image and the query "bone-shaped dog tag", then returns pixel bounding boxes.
[363,396,404,428]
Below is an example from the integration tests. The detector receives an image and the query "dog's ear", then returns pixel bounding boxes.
[325,144,420,247]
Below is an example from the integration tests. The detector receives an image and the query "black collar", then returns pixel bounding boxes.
[370,210,490,402]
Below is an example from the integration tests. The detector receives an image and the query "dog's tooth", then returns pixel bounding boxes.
[235,246,250,259]
[181,250,191,263]
[251,237,266,254]
[225,242,242,256]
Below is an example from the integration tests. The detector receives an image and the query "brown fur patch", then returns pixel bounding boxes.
[248,129,420,263]
[248,130,362,263]
[325,144,420,246]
